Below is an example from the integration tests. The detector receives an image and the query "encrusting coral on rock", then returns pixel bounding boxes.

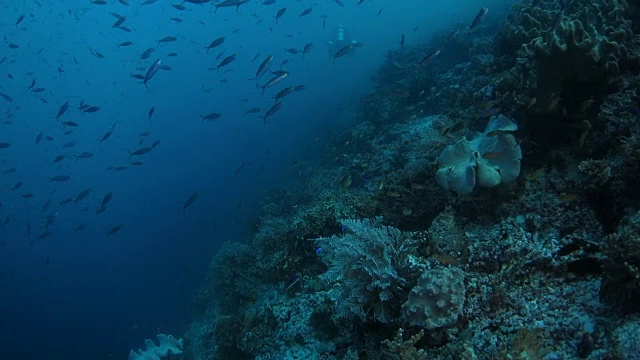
[182,1,640,359]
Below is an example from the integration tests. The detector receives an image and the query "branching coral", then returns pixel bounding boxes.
[381,328,428,360]
[315,218,417,323]
[601,210,640,313]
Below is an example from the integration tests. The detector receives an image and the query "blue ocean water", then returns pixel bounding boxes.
[0,0,515,358]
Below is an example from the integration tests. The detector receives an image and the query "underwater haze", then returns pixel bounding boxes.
[0,0,514,358]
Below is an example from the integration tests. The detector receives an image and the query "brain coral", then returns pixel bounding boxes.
[401,267,466,329]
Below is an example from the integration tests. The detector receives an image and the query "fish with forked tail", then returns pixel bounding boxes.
[215,0,248,12]
[469,7,488,29]
[106,224,123,236]
[257,71,288,94]
[182,192,200,213]
[261,101,283,124]
[144,59,162,88]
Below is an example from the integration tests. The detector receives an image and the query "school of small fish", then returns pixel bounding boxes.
[0,1,488,253]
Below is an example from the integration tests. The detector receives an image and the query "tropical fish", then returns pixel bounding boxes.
[257,72,288,94]
[129,147,153,156]
[301,42,313,58]
[75,152,94,159]
[144,59,162,88]
[299,8,312,17]
[82,106,101,113]
[100,130,113,143]
[333,44,354,61]
[55,101,70,120]
[89,48,104,58]
[73,223,88,234]
[106,224,123,236]
[112,16,127,28]
[49,175,71,182]
[254,55,273,79]
[148,107,155,120]
[77,99,88,111]
[470,7,488,29]
[205,37,224,53]
[0,93,12,102]
[11,181,22,191]
[74,188,91,204]
[273,86,294,102]
[140,48,155,60]
[182,192,200,213]
[215,0,248,12]
[37,231,52,240]
[417,49,441,65]
[201,112,222,122]
[439,121,464,136]
[216,54,237,70]
[261,101,283,124]
[157,36,177,44]
[275,8,286,23]
[100,192,113,209]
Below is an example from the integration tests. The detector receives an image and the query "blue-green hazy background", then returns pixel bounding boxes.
[0,0,510,358]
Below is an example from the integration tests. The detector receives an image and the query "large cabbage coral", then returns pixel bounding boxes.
[497,0,633,115]
[435,115,522,195]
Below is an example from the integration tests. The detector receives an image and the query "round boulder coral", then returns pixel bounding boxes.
[401,267,466,329]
